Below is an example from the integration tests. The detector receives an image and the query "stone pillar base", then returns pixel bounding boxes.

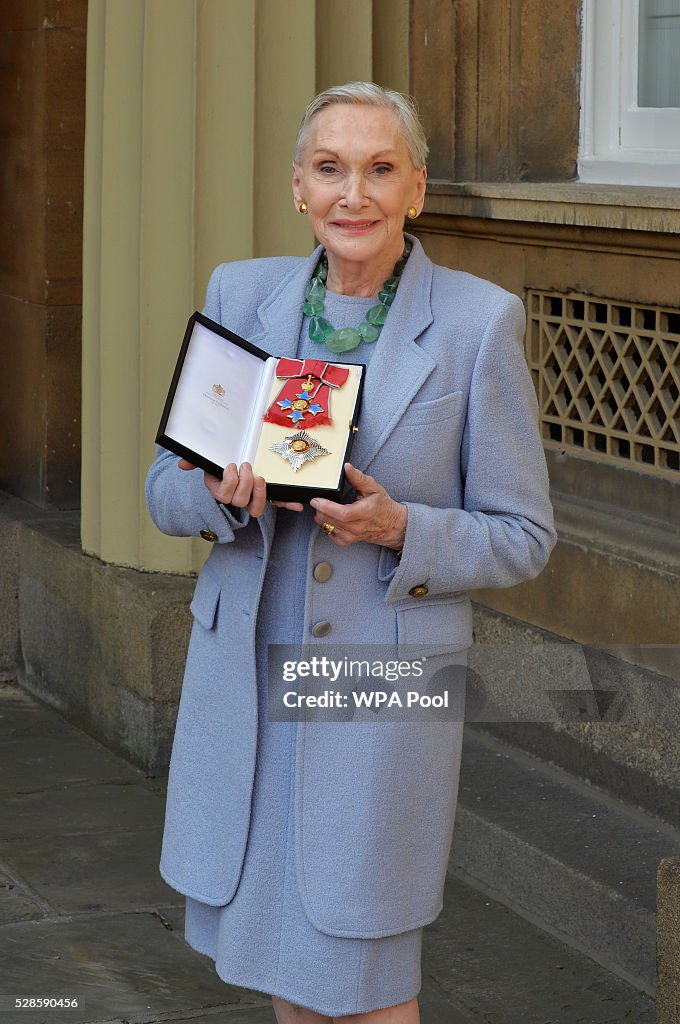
[658,857,680,1024]
[0,491,193,775]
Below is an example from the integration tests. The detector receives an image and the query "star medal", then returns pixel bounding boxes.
[269,430,330,472]
[276,375,325,425]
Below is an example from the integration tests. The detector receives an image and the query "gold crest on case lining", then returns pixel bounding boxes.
[269,430,331,472]
[212,383,225,396]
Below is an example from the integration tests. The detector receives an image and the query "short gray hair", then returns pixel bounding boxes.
[294,81,429,169]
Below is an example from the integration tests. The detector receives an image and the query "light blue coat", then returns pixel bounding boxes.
[144,234,556,939]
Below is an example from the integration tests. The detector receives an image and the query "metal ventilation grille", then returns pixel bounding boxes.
[526,291,680,478]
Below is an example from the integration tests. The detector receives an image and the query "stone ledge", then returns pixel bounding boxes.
[553,491,680,579]
[425,180,680,233]
[473,491,680,662]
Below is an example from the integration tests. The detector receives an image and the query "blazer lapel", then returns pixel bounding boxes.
[350,235,435,473]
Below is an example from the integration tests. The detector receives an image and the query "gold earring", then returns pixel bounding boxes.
[407,205,418,219]
[298,201,308,214]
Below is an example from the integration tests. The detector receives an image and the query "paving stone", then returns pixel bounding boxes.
[0,733,143,793]
[0,830,175,912]
[0,681,40,705]
[0,702,78,741]
[0,783,165,841]
[174,1010,274,1023]
[0,683,80,739]
[120,1009,276,1024]
[0,865,44,924]
[422,871,655,1024]
[417,974,479,1023]
[0,912,264,1024]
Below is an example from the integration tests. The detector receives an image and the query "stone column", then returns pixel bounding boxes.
[82,0,197,572]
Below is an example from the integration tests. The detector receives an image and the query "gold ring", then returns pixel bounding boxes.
[321,522,335,536]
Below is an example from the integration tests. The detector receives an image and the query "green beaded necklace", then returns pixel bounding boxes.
[302,239,412,354]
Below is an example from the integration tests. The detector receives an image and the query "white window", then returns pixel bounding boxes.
[579,0,680,186]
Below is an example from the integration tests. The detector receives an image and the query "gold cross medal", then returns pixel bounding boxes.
[269,430,330,472]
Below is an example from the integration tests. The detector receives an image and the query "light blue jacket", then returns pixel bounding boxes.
[144,234,556,938]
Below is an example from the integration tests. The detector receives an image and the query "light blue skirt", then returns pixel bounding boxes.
[184,673,423,1017]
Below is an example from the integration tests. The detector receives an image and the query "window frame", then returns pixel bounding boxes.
[579,0,680,186]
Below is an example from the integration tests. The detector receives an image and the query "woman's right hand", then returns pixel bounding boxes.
[179,460,268,517]
[178,460,304,516]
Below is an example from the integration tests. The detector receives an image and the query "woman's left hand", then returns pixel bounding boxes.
[309,463,407,549]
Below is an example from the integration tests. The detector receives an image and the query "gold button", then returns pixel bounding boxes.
[311,620,332,637]
[200,529,218,542]
[408,584,429,598]
[313,561,333,583]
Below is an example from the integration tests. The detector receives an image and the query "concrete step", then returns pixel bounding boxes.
[450,724,680,996]
[480,717,680,828]
[424,869,655,1024]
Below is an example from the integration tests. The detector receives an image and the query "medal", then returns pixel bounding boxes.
[269,430,331,472]
[264,358,350,429]
[276,375,325,424]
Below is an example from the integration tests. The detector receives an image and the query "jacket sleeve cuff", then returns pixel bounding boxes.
[193,484,250,544]
[144,448,252,544]
[215,501,250,530]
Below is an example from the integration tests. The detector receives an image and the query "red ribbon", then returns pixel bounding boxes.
[264,358,349,428]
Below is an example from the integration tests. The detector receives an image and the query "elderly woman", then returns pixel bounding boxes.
[145,82,556,1023]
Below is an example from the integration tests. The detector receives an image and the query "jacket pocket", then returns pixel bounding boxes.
[399,389,463,428]
[189,570,221,630]
[396,596,472,658]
